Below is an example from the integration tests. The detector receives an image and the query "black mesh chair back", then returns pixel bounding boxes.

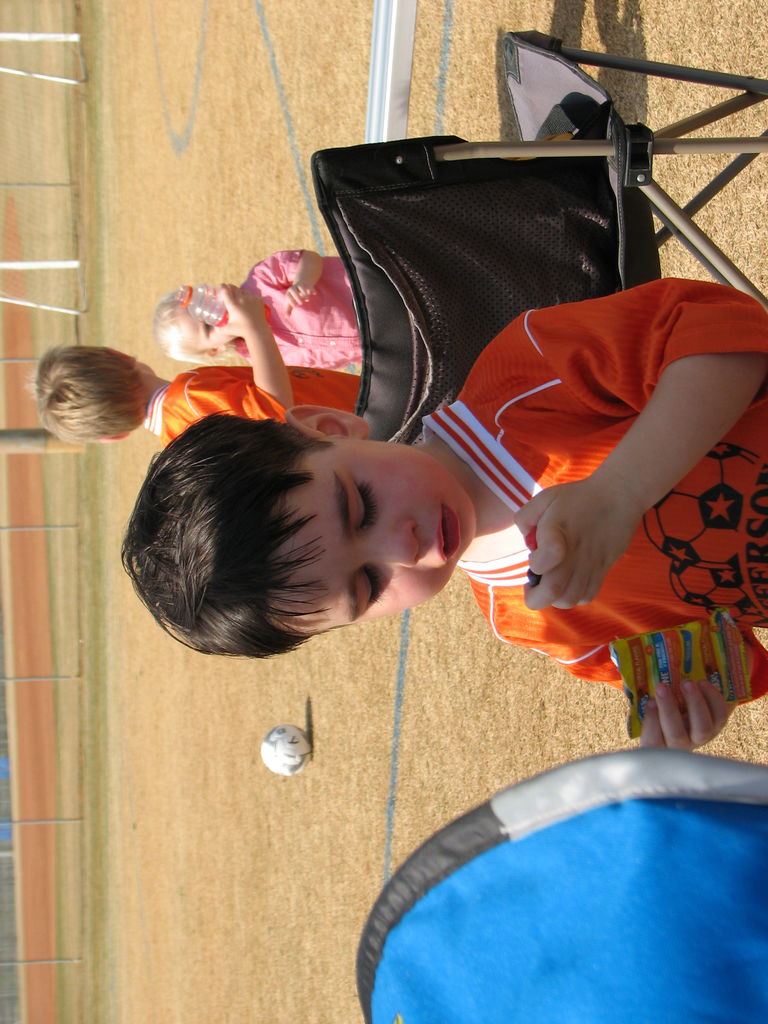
[313,135,644,442]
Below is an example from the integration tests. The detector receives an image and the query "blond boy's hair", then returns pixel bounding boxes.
[34,345,146,444]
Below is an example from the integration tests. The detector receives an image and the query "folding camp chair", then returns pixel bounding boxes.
[312,31,767,444]
[499,31,768,303]
[357,749,768,1024]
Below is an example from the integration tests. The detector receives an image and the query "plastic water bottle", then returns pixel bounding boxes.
[176,284,229,327]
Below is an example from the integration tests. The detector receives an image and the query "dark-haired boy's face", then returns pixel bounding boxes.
[278,435,477,630]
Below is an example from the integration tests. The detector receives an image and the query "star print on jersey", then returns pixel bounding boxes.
[644,441,768,623]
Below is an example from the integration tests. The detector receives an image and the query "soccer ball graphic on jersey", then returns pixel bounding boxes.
[260,724,312,776]
[644,442,759,612]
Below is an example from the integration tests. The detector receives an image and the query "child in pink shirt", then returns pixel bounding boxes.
[153,250,362,373]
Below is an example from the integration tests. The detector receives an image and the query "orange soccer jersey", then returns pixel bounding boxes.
[145,364,360,446]
[424,278,768,700]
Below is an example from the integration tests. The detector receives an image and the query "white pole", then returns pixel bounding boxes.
[0,33,80,43]
[0,32,86,84]
[0,66,82,85]
[0,261,83,314]
[365,0,418,142]
[0,296,81,315]
[0,260,79,270]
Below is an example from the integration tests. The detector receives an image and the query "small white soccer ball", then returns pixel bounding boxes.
[260,724,312,776]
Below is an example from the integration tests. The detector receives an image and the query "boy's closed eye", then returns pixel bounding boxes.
[362,564,384,608]
[334,474,384,616]
[357,481,378,529]
[354,483,384,607]
[335,473,372,535]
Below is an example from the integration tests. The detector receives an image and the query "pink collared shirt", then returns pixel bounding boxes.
[233,250,362,371]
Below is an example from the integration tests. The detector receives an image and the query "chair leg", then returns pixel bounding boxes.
[558,44,768,96]
[655,93,766,140]
[640,179,768,309]
[655,133,768,247]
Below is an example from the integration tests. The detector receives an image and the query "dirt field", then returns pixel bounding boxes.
[75,2,768,1023]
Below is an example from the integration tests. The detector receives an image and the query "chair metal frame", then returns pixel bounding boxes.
[438,34,768,308]
[312,33,768,443]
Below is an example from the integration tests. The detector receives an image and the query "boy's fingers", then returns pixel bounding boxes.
[640,680,731,750]
[684,680,732,747]
[526,520,566,575]
[637,700,663,747]
[514,499,544,541]
[641,684,692,748]
[525,536,602,609]
[638,679,737,753]
[525,561,589,609]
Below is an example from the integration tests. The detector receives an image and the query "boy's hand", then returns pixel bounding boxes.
[515,473,644,610]
[638,680,735,749]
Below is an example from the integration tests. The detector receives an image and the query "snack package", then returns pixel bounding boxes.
[609,608,751,739]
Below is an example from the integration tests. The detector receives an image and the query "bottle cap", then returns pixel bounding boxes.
[524,528,541,586]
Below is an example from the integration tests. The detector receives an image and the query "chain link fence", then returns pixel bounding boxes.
[0,2,85,1022]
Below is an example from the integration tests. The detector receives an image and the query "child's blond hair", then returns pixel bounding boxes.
[34,345,146,443]
[153,291,238,366]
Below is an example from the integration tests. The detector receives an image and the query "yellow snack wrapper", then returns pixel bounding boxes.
[609,608,751,739]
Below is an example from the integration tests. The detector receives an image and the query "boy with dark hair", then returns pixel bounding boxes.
[123,415,326,656]
[122,278,768,748]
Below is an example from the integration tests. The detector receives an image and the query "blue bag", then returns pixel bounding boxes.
[358,750,768,1024]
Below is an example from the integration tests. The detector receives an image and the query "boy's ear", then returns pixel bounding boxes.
[286,405,369,440]
[99,433,130,443]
